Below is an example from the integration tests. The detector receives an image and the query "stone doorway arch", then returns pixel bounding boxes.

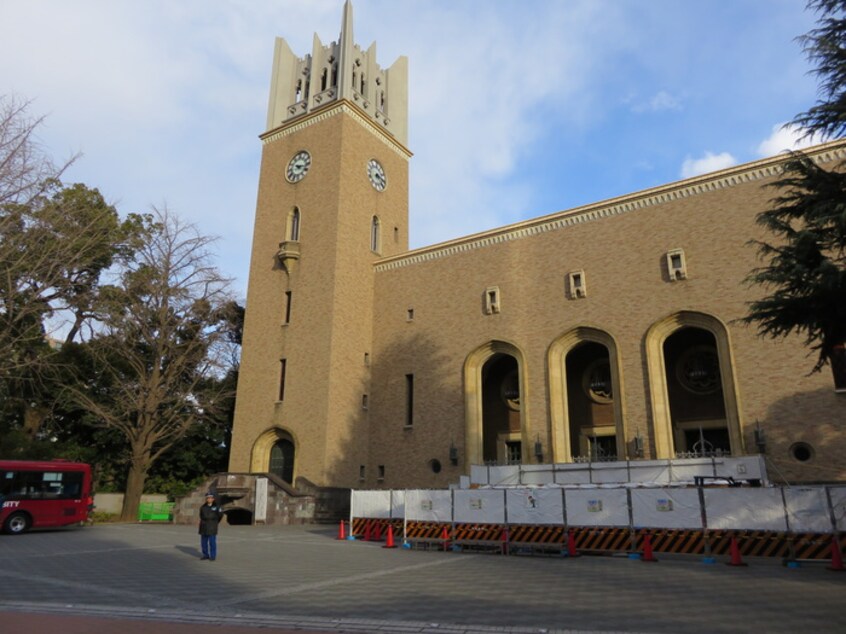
[250,427,298,483]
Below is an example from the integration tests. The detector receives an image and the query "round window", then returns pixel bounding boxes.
[500,370,520,411]
[429,459,442,474]
[789,442,814,463]
[676,345,721,395]
[582,359,613,403]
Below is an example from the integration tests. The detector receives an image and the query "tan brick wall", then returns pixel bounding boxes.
[232,101,846,490]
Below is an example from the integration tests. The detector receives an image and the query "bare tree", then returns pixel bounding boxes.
[0,95,75,207]
[65,208,237,520]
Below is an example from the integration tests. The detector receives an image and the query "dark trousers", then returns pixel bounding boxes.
[201,534,217,559]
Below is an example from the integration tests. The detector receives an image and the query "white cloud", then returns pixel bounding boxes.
[630,90,682,113]
[680,152,737,179]
[757,123,825,157]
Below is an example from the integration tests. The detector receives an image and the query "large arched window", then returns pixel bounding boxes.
[644,311,743,458]
[548,327,625,463]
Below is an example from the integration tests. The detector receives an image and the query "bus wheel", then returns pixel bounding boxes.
[4,512,31,535]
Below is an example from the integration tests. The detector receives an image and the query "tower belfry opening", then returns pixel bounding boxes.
[265,0,408,144]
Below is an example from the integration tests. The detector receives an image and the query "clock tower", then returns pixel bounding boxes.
[229,0,410,488]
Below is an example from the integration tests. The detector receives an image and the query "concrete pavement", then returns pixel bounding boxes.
[0,523,843,633]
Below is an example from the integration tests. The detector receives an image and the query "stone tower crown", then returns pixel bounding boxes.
[265,0,408,145]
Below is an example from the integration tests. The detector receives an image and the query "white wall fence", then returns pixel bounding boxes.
[469,456,768,487]
[351,485,846,534]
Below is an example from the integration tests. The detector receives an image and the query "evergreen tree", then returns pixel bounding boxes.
[745,0,846,388]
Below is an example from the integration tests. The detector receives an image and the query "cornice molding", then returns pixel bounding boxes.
[261,100,412,161]
[374,140,846,273]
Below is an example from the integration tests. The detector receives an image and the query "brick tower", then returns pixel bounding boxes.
[228,0,410,488]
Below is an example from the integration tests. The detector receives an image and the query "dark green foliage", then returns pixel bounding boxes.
[744,152,846,371]
[794,1,846,140]
[744,1,846,381]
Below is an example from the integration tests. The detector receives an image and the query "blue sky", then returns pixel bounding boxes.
[0,0,824,298]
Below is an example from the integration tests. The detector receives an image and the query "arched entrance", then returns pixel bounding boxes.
[548,327,625,463]
[250,428,298,483]
[645,312,743,458]
[269,438,295,483]
[566,342,616,460]
[464,341,529,468]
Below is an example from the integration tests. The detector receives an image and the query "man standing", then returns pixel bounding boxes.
[199,492,223,561]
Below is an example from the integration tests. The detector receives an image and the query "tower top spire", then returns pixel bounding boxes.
[264,0,408,145]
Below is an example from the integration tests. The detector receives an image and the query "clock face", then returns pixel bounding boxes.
[286,150,311,183]
[367,159,387,192]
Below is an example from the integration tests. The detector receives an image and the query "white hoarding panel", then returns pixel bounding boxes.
[591,465,630,484]
[352,490,392,518]
[829,486,846,532]
[784,487,832,533]
[566,488,629,527]
[405,490,453,523]
[631,488,702,529]
[505,488,564,525]
[487,466,520,486]
[454,489,505,524]
[714,456,766,483]
[629,460,671,484]
[390,490,406,519]
[470,465,489,485]
[520,465,555,486]
[704,488,787,531]
[553,463,591,485]
[669,459,715,483]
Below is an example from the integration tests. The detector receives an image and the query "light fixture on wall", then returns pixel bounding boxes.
[633,432,644,458]
[449,442,459,466]
[534,436,543,463]
[754,420,766,454]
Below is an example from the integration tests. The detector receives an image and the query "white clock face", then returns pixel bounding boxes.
[367,159,386,191]
[286,150,311,183]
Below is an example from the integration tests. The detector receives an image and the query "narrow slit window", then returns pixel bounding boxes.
[377,465,385,480]
[321,68,328,91]
[371,216,381,253]
[289,208,300,241]
[407,308,414,321]
[359,465,365,480]
[405,374,414,427]
[284,291,292,324]
[362,394,369,410]
[278,359,287,401]
[364,352,370,366]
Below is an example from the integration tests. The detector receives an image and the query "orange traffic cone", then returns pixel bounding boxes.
[373,521,382,542]
[566,529,580,558]
[336,520,346,540]
[641,532,658,562]
[363,521,372,541]
[441,526,451,551]
[727,535,747,567]
[383,525,397,549]
[500,528,509,555]
[828,534,844,572]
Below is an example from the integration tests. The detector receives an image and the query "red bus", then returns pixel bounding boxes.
[0,460,94,535]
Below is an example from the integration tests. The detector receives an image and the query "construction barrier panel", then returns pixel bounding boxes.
[351,483,845,558]
[137,502,174,522]
[565,488,628,527]
[630,488,702,529]
[704,487,787,531]
[505,488,563,525]
[454,489,505,524]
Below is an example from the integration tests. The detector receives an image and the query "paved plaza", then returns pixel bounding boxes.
[0,523,844,633]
